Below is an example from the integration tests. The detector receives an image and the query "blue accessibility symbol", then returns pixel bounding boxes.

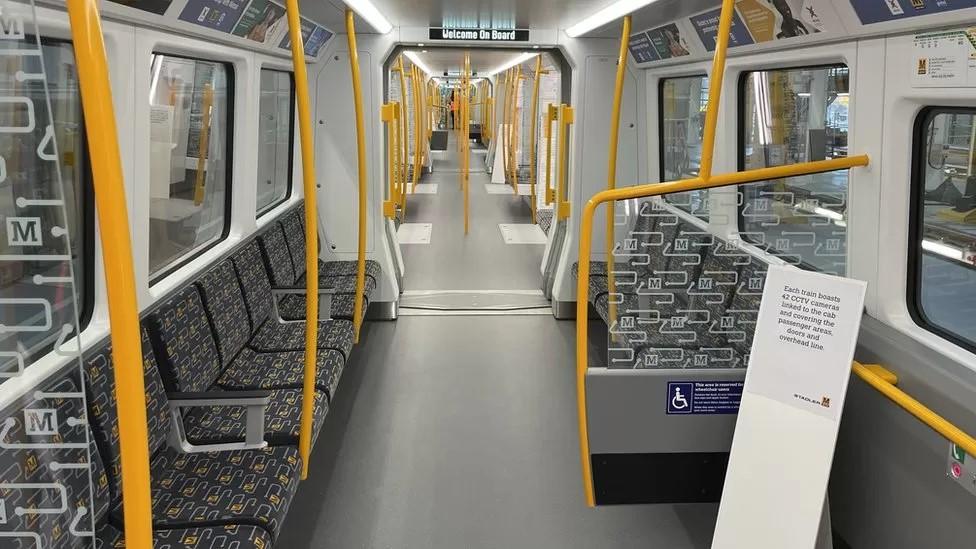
[667,382,694,414]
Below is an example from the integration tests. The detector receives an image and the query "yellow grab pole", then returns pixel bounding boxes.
[67,0,153,544]
[463,53,471,234]
[396,57,409,188]
[698,0,736,181]
[501,69,511,182]
[345,10,368,344]
[395,103,407,215]
[528,56,543,224]
[284,0,319,478]
[412,66,422,193]
[557,104,574,220]
[606,15,632,339]
[192,84,214,205]
[545,104,556,205]
[574,154,869,506]
[382,103,396,219]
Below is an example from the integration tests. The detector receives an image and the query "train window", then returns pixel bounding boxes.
[910,108,976,351]
[660,75,709,218]
[256,69,294,216]
[148,54,233,279]
[738,65,850,275]
[0,39,93,376]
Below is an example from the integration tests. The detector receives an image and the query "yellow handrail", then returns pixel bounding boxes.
[396,57,409,197]
[511,67,522,194]
[575,156,869,506]
[411,65,422,193]
[344,10,367,344]
[192,84,214,205]
[852,362,976,457]
[528,56,543,224]
[284,0,320,479]
[67,0,153,544]
[382,102,397,219]
[556,104,574,220]
[606,15,632,337]
[463,52,471,234]
[501,69,511,183]
[545,104,557,205]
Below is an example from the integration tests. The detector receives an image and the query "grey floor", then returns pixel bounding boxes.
[277,134,718,548]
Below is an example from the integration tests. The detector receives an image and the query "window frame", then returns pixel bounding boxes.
[658,73,708,219]
[255,68,295,218]
[147,53,236,285]
[734,62,850,272]
[907,106,976,354]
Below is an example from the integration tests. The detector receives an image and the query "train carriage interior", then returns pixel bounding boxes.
[2,0,976,547]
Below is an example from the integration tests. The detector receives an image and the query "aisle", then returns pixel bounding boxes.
[278,317,718,548]
[399,133,545,291]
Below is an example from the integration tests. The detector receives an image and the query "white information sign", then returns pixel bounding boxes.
[712,265,866,549]
[912,28,976,88]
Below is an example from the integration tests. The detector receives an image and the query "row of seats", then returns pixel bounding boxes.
[573,200,769,369]
[0,202,380,548]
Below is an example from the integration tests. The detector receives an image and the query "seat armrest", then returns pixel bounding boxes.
[271,288,334,322]
[167,390,271,453]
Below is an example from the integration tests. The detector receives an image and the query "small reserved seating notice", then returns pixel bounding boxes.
[712,265,867,549]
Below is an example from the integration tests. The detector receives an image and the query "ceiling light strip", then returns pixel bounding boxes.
[404,50,434,77]
[565,0,661,38]
[341,0,393,34]
[487,52,538,76]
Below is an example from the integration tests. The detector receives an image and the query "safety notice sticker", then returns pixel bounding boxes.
[666,381,744,415]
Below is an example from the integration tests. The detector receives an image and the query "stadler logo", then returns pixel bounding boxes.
[793,393,832,409]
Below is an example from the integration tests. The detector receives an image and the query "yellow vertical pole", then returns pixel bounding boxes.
[394,103,406,215]
[411,66,423,193]
[464,52,470,234]
[606,16,632,338]
[284,0,319,478]
[528,56,542,224]
[698,0,736,181]
[67,0,153,544]
[501,69,511,182]
[192,84,214,205]
[557,104,574,220]
[344,10,367,344]
[396,57,409,189]
[382,103,396,219]
[545,104,557,205]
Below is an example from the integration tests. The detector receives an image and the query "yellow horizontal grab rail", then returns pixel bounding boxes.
[575,154,870,507]
[67,0,154,544]
[852,362,976,457]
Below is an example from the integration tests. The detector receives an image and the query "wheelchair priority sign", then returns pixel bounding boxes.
[666,380,743,415]
[667,382,694,414]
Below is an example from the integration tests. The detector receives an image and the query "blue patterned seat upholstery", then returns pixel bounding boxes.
[96,523,274,548]
[275,205,382,321]
[83,337,303,542]
[0,376,109,549]
[195,261,344,398]
[231,240,356,359]
[182,387,328,447]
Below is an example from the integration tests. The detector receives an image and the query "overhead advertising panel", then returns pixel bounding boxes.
[690,7,755,51]
[628,31,661,63]
[279,16,334,57]
[850,0,976,25]
[179,0,245,33]
[646,23,692,59]
[233,0,287,45]
[428,27,531,42]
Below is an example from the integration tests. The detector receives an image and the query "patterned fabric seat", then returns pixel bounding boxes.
[182,387,328,447]
[0,376,109,549]
[143,287,331,444]
[96,523,274,549]
[232,240,357,360]
[537,208,554,235]
[274,206,382,320]
[84,335,302,542]
[218,346,344,401]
